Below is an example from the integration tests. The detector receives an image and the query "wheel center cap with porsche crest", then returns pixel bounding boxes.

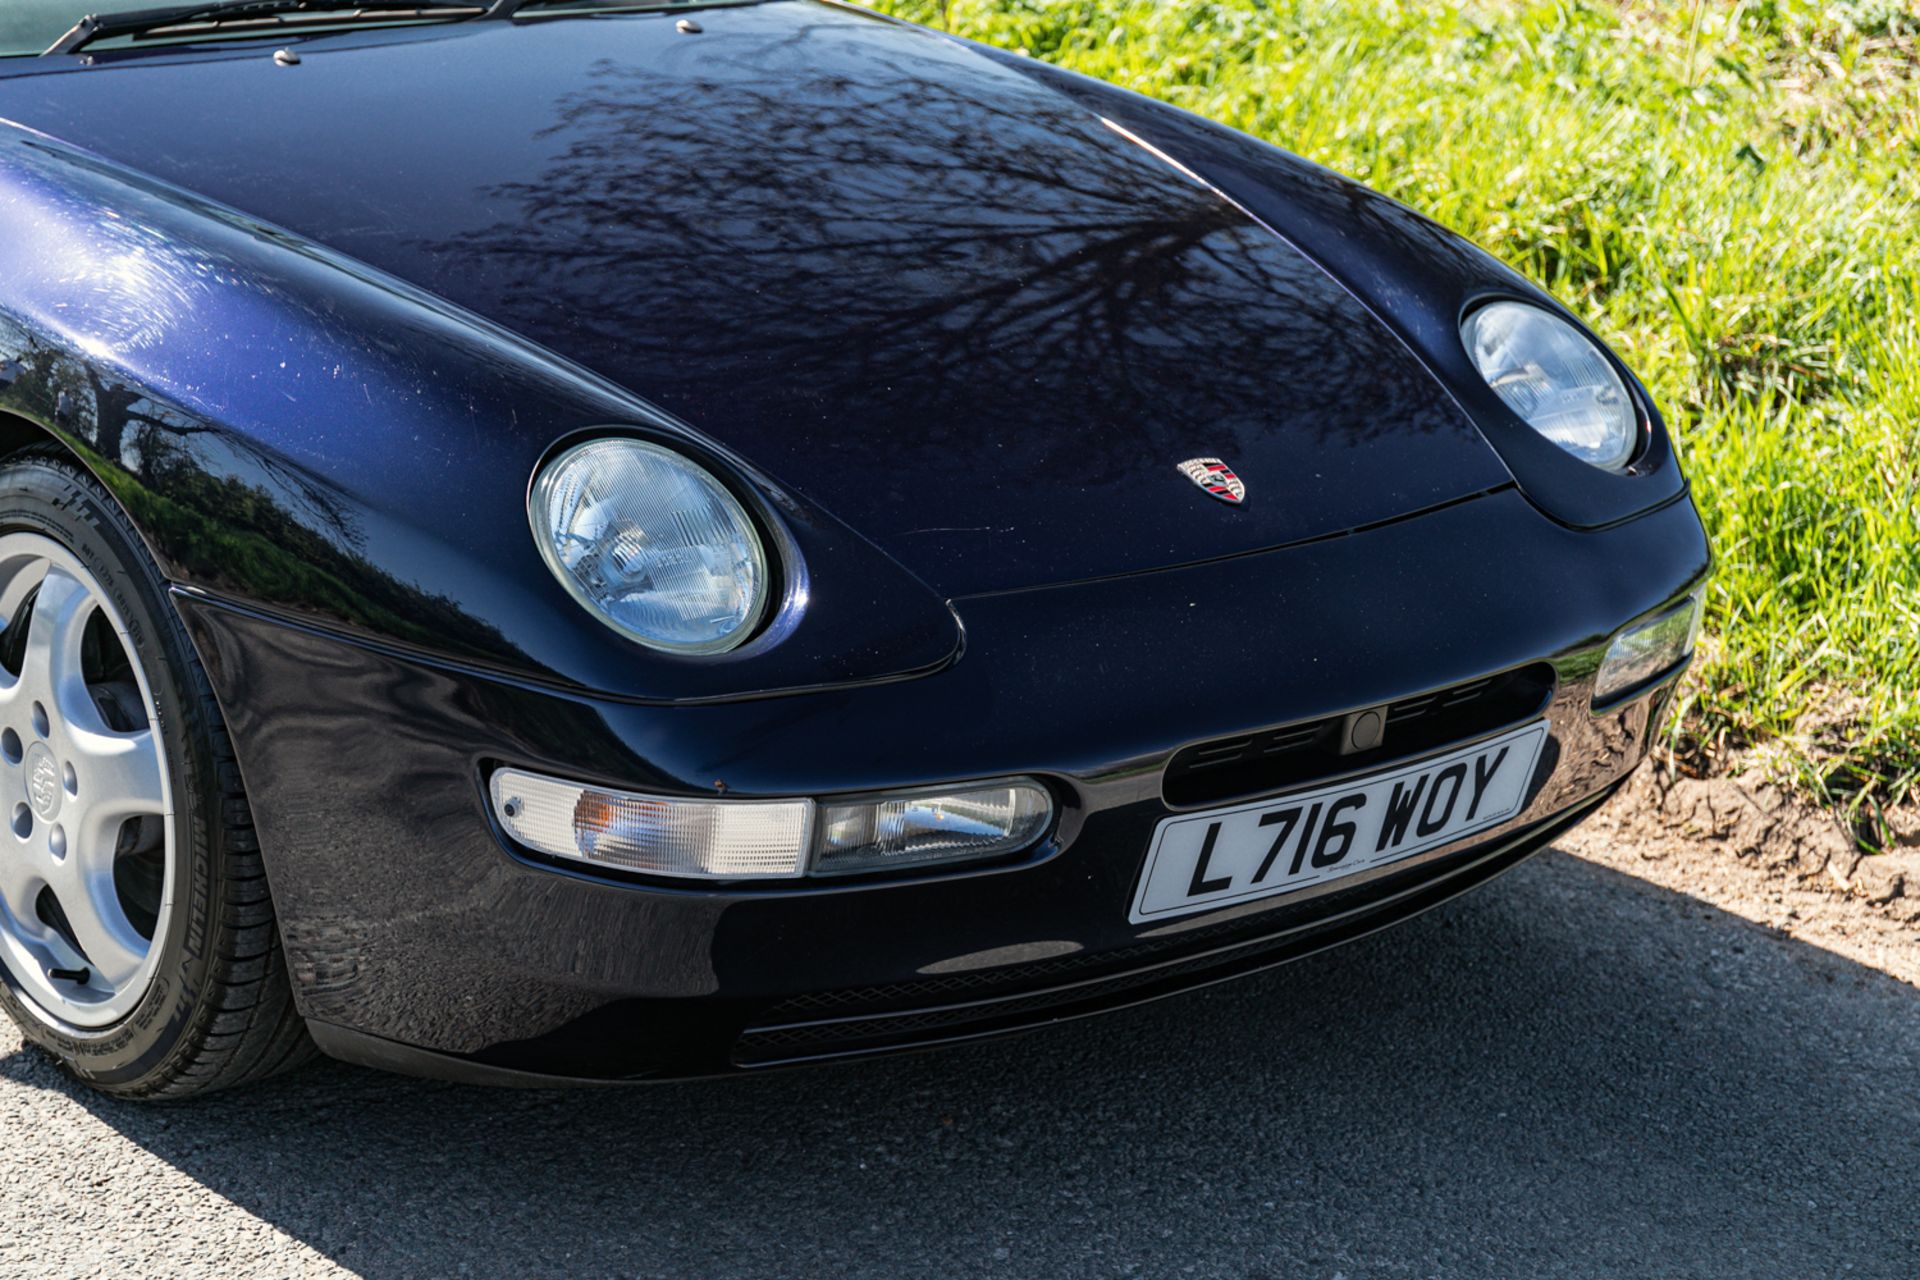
[1176,457,1246,505]
[24,742,60,822]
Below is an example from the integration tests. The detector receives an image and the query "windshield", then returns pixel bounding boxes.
[0,2,86,56]
[0,0,747,58]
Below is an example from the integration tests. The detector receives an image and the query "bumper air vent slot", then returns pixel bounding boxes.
[1162,663,1555,808]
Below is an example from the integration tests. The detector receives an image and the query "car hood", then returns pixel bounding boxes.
[0,1,1512,598]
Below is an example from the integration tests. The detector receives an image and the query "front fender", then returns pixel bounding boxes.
[0,121,960,703]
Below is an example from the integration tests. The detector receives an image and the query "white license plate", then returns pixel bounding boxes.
[1130,721,1549,923]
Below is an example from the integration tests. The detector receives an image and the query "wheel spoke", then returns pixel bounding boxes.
[0,555,49,630]
[23,565,110,739]
[64,726,168,989]
[54,870,149,991]
[68,725,166,824]
[0,841,42,931]
[0,554,48,712]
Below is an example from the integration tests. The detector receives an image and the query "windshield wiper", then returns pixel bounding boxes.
[45,0,483,55]
[482,0,738,17]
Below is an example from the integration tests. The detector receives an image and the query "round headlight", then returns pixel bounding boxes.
[530,439,768,654]
[1462,301,1639,472]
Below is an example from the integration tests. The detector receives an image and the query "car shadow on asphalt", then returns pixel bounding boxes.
[4,851,1917,1279]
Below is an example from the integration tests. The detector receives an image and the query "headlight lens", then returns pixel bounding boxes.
[1462,301,1639,472]
[530,439,767,654]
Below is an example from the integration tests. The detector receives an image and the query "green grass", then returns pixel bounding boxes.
[868,0,1920,828]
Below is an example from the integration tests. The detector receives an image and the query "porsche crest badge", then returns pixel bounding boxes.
[1176,457,1246,505]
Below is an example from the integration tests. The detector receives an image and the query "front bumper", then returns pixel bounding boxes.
[173,487,1709,1082]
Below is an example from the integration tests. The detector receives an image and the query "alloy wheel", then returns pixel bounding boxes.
[0,532,174,1028]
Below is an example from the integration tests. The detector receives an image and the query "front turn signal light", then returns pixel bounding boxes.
[490,769,1052,882]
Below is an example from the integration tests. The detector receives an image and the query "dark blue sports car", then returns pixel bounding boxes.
[0,0,1708,1096]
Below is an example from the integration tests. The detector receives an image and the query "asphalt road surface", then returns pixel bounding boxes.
[2,851,1916,1279]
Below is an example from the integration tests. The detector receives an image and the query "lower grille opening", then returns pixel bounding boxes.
[1162,662,1556,809]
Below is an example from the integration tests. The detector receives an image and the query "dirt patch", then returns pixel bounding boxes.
[1561,763,1920,985]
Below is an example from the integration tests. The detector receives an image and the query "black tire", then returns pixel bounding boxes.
[0,448,314,1097]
